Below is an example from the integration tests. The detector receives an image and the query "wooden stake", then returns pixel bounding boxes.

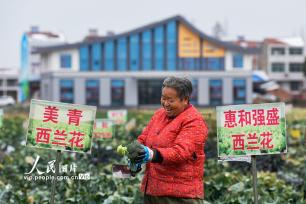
[251,155,258,204]
[50,150,61,204]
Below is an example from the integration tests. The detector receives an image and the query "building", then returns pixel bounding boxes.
[20,26,66,102]
[33,15,259,107]
[232,37,262,71]
[259,37,305,95]
[0,68,20,101]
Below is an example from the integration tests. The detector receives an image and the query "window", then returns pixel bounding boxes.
[203,58,224,70]
[154,26,164,71]
[86,80,99,106]
[142,31,152,71]
[130,35,139,71]
[117,38,127,71]
[233,53,243,68]
[7,79,18,86]
[290,81,301,91]
[271,47,285,55]
[79,46,89,71]
[60,54,72,69]
[209,79,222,105]
[105,41,114,71]
[31,62,40,68]
[271,63,285,72]
[92,43,102,71]
[167,21,177,71]
[289,47,303,55]
[111,79,124,106]
[233,79,246,104]
[289,63,303,72]
[190,79,198,105]
[138,80,163,105]
[60,79,74,103]
[179,58,200,70]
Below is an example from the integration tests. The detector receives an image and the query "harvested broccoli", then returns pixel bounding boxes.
[116,141,143,176]
[117,145,128,156]
[127,140,144,162]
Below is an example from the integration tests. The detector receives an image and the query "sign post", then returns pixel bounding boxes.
[26,99,96,202]
[50,150,61,204]
[251,155,258,204]
[93,119,114,139]
[26,99,96,153]
[0,109,3,128]
[216,102,286,203]
[107,110,127,125]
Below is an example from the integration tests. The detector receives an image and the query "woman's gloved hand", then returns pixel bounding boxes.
[128,160,142,176]
[127,140,154,164]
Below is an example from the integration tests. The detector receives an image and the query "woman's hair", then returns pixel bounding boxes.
[162,76,193,100]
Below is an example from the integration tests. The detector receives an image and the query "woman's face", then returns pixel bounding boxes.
[161,87,188,118]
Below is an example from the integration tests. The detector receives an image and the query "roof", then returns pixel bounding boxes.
[27,31,60,38]
[232,40,262,49]
[0,68,19,76]
[34,15,259,54]
[280,37,304,47]
[263,38,286,45]
[252,70,270,82]
[263,37,304,47]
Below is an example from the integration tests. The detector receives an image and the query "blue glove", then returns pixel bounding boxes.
[127,141,154,164]
[127,159,142,176]
[132,145,154,164]
[140,145,154,163]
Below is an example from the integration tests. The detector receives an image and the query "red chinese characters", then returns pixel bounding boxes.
[252,109,265,126]
[224,110,237,128]
[36,128,86,149]
[225,106,281,152]
[36,128,52,144]
[51,129,68,147]
[260,131,274,149]
[246,133,260,150]
[223,107,280,128]
[43,106,59,123]
[232,134,245,150]
[67,109,83,126]
[231,131,274,151]
[238,110,251,127]
[35,106,86,150]
[101,121,108,128]
[266,108,279,125]
[111,112,124,118]
[69,131,85,148]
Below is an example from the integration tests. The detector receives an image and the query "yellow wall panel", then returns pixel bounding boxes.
[202,40,225,57]
[178,24,201,57]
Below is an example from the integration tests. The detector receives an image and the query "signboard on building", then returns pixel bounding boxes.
[26,99,96,153]
[217,103,286,156]
[202,41,225,57]
[93,119,114,139]
[107,110,127,125]
[0,109,3,128]
[178,24,201,58]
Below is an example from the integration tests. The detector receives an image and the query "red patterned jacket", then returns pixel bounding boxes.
[138,105,208,199]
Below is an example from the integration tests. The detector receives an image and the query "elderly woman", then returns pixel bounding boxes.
[127,76,208,204]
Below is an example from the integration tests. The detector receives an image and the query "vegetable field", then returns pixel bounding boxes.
[0,107,305,203]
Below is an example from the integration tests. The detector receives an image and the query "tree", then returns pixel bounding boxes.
[212,21,226,39]
[303,57,306,77]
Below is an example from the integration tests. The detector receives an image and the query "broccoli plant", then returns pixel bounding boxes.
[116,143,141,176]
